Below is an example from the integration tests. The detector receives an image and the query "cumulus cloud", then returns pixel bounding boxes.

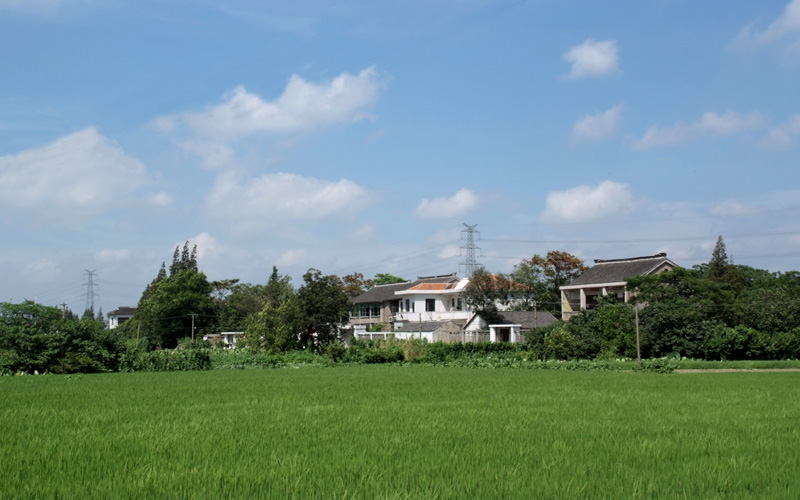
[276,248,308,267]
[762,114,800,148]
[414,189,478,219]
[571,105,624,143]
[736,0,800,46]
[0,128,170,221]
[157,67,386,138]
[710,199,767,216]
[94,249,132,262]
[207,171,373,232]
[542,181,635,222]
[563,39,620,80]
[437,246,461,259]
[632,111,764,150]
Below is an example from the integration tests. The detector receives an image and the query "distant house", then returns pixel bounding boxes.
[560,253,677,321]
[202,332,243,348]
[349,273,554,343]
[107,306,136,329]
[462,310,559,343]
[350,273,468,331]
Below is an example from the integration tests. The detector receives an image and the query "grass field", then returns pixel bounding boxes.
[2,366,799,499]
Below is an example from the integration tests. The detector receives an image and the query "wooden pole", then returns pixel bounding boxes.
[635,306,641,364]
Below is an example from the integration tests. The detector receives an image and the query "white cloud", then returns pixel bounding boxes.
[736,0,800,46]
[157,67,386,139]
[0,128,169,220]
[571,105,624,143]
[762,114,800,148]
[437,246,461,259]
[414,189,477,219]
[276,248,308,267]
[632,111,764,150]
[542,181,635,222]
[207,171,373,232]
[710,199,767,216]
[94,249,132,262]
[563,39,620,80]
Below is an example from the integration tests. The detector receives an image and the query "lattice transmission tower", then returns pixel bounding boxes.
[83,269,98,314]
[459,223,482,277]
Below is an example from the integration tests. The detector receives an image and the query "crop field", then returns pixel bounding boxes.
[2,366,799,499]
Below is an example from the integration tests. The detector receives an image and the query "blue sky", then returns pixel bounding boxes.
[2,0,800,315]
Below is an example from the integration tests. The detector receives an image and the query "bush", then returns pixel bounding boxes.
[632,357,677,374]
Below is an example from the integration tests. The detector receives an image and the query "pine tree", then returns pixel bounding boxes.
[707,236,729,281]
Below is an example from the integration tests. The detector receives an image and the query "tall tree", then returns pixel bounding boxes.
[340,273,375,299]
[706,236,744,293]
[707,236,729,281]
[296,268,351,347]
[133,248,215,349]
[462,267,510,323]
[520,251,588,314]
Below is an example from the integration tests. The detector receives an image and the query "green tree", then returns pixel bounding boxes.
[462,267,510,323]
[133,254,215,349]
[706,236,744,294]
[521,251,587,314]
[297,268,351,347]
[508,258,548,311]
[0,301,121,374]
[244,295,302,353]
[340,272,374,300]
[373,273,406,285]
[627,268,733,357]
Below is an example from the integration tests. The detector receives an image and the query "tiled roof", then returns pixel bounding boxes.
[407,283,456,291]
[108,306,137,316]
[352,281,411,304]
[352,273,461,303]
[493,311,558,330]
[567,253,675,287]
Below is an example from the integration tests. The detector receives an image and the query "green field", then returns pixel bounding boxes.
[2,366,799,499]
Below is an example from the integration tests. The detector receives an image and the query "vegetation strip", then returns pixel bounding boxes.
[2,366,799,499]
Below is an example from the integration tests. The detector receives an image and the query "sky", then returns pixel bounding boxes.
[2,0,800,316]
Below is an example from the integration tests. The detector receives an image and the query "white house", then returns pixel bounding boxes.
[107,306,136,329]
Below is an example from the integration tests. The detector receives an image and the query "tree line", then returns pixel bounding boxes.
[2,237,799,374]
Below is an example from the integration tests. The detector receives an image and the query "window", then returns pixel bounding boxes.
[457,298,463,311]
[425,299,435,312]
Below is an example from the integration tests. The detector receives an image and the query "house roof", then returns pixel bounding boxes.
[406,283,457,291]
[108,306,137,317]
[352,281,412,304]
[353,273,461,303]
[492,311,558,330]
[565,253,676,287]
[464,310,559,331]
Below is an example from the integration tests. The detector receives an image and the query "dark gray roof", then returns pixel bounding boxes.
[493,311,559,330]
[352,281,411,304]
[352,273,460,304]
[567,253,675,286]
[108,306,137,317]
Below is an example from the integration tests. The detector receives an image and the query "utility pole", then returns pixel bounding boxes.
[60,303,67,319]
[459,223,482,277]
[191,314,196,342]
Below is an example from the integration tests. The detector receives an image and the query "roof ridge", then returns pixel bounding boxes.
[593,253,667,264]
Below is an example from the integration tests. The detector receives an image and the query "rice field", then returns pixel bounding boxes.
[2,366,799,499]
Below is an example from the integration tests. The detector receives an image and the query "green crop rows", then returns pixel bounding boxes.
[2,366,799,499]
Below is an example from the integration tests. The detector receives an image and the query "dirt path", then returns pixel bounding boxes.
[676,368,800,373]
